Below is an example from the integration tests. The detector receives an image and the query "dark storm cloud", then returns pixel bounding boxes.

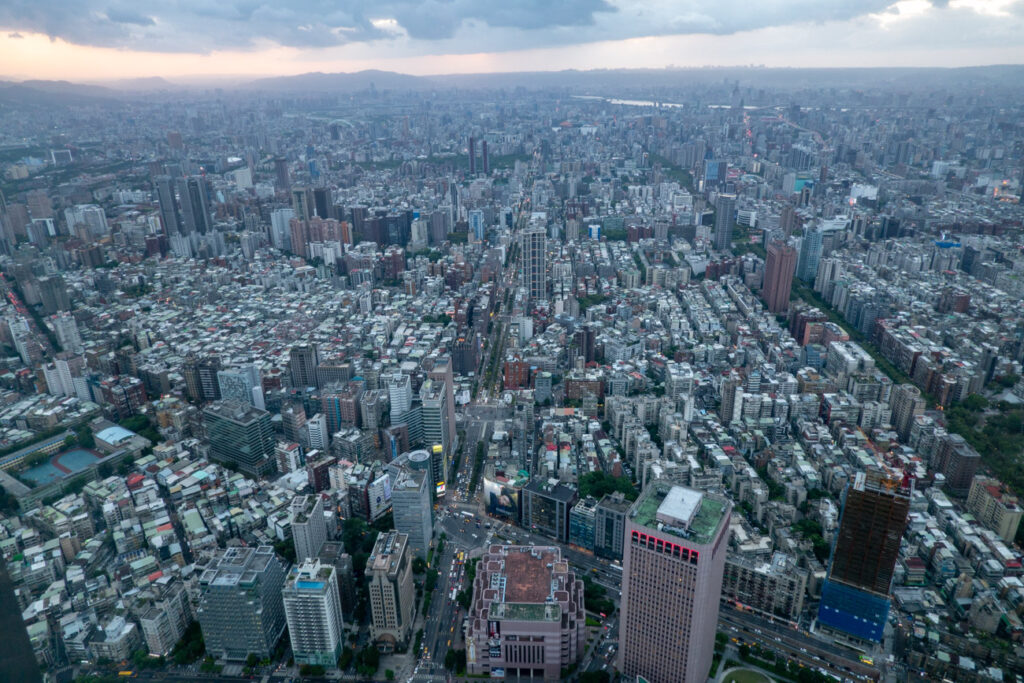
[0,0,945,53]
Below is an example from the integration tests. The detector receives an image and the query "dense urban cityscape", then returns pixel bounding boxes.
[0,63,1023,683]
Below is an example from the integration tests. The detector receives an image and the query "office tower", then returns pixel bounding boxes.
[420,378,450,489]
[523,480,578,542]
[427,357,457,447]
[713,194,736,252]
[481,140,489,174]
[817,469,910,643]
[274,157,291,190]
[203,400,277,477]
[292,187,314,222]
[619,483,732,683]
[465,545,585,679]
[270,208,294,251]
[289,344,320,389]
[522,226,547,302]
[594,492,630,560]
[198,546,287,660]
[469,209,485,241]
[312,187,333,219]
[217,365,262,407]
[307,412,328,450]
[292,494,328,562]
[780,204,797,235]
[179,176,211,234]
[797,223,824,281]
[889,383,926,443]
[183,354,222,403]
[367,532,415,651]
[763,241,798,313]
[385,372,413,420]
[391,469,432,559]
[283,559,345,668]
[569,496,598,550]
[468,136,476,174]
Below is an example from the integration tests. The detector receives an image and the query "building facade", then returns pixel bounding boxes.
[367,532,415,651]
[283,559,345,667]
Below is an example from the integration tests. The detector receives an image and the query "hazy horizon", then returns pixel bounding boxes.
[2,0,1023,82]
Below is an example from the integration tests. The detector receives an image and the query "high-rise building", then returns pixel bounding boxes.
[183,353,222,403]
[719,371,743,425]
[292,187,314,222]
[594,492,630,560]
[292,494,327,562]
[966,476,1023,543]
[934,433,981,497]
[817,468,910,643]
[281,401,308,446]
[522,226,547,302]
[797,223,825,281]
[763,241,798,313]
[391,469,432,559]
[889,383,926,443]
[197,546,287,661]
[317,542,357,620]
[481,140,489,174]
[307,412,328,450]
[51,312,82,353]
[274,157,291,190]
[522,480,578,543]
[713,194,736,252]
[179,176,212,234]
[468,136,476,175]
[367,532,415,652]
[283,559,345,668]
[420,378,450,490]
[203,400,277,477]
[619,483,732,683]
[289,344,320,389]
[217,365,262,408]
[464,545,585,680]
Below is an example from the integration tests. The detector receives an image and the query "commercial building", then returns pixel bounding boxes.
[721,552,807,622]
[197,546,287,661]
[619,483,732,683]
[465,545,585,680]
[713,194,736,252]
[318,542,358,619]
[203,400,277,478]
[594,492,630,561]
[522,479,578,543]
[420,379,451,490]
[568,496,598,551]
[291,494,327,562]
[817,468,910,643]
[283,559,345,667]
[367,532,415,651]
[391,468,432,559]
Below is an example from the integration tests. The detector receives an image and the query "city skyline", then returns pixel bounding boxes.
[0,0,1023,81]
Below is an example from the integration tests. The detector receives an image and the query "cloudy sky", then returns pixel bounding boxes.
[0,0,1022,81]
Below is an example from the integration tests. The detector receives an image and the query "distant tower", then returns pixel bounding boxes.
[468,136,476,175]
[155,175,181,236]
[521,226,547,303]
[763,241,798,313]
[481,140,489,174]
[275,157,291,190]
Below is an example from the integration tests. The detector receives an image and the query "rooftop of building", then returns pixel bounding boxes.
[630,482,729,546]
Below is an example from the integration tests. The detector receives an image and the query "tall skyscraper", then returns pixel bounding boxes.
[179,176,212,234]
[420,378,450,490]
[522,226,547,303]
[619,483,731,683]
[713,194,736,252]
[391,468,432,559]
[291,494,328,562]
[217,365,262,407]
[817,468,910,643]
[367,531,415,652]
[155,175,181,235]
[292,187,314,222]
[889,383,926,443]
[481,140,489,174]
[719,371,742,425]
[198,546,287,661]
[797,223,825,281]
[468,136,476,175]
[274,157,291,190]
[763,241,798,313]
[283,559,345,668]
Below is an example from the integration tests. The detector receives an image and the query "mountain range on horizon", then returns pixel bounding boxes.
[1,64,1023,108]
